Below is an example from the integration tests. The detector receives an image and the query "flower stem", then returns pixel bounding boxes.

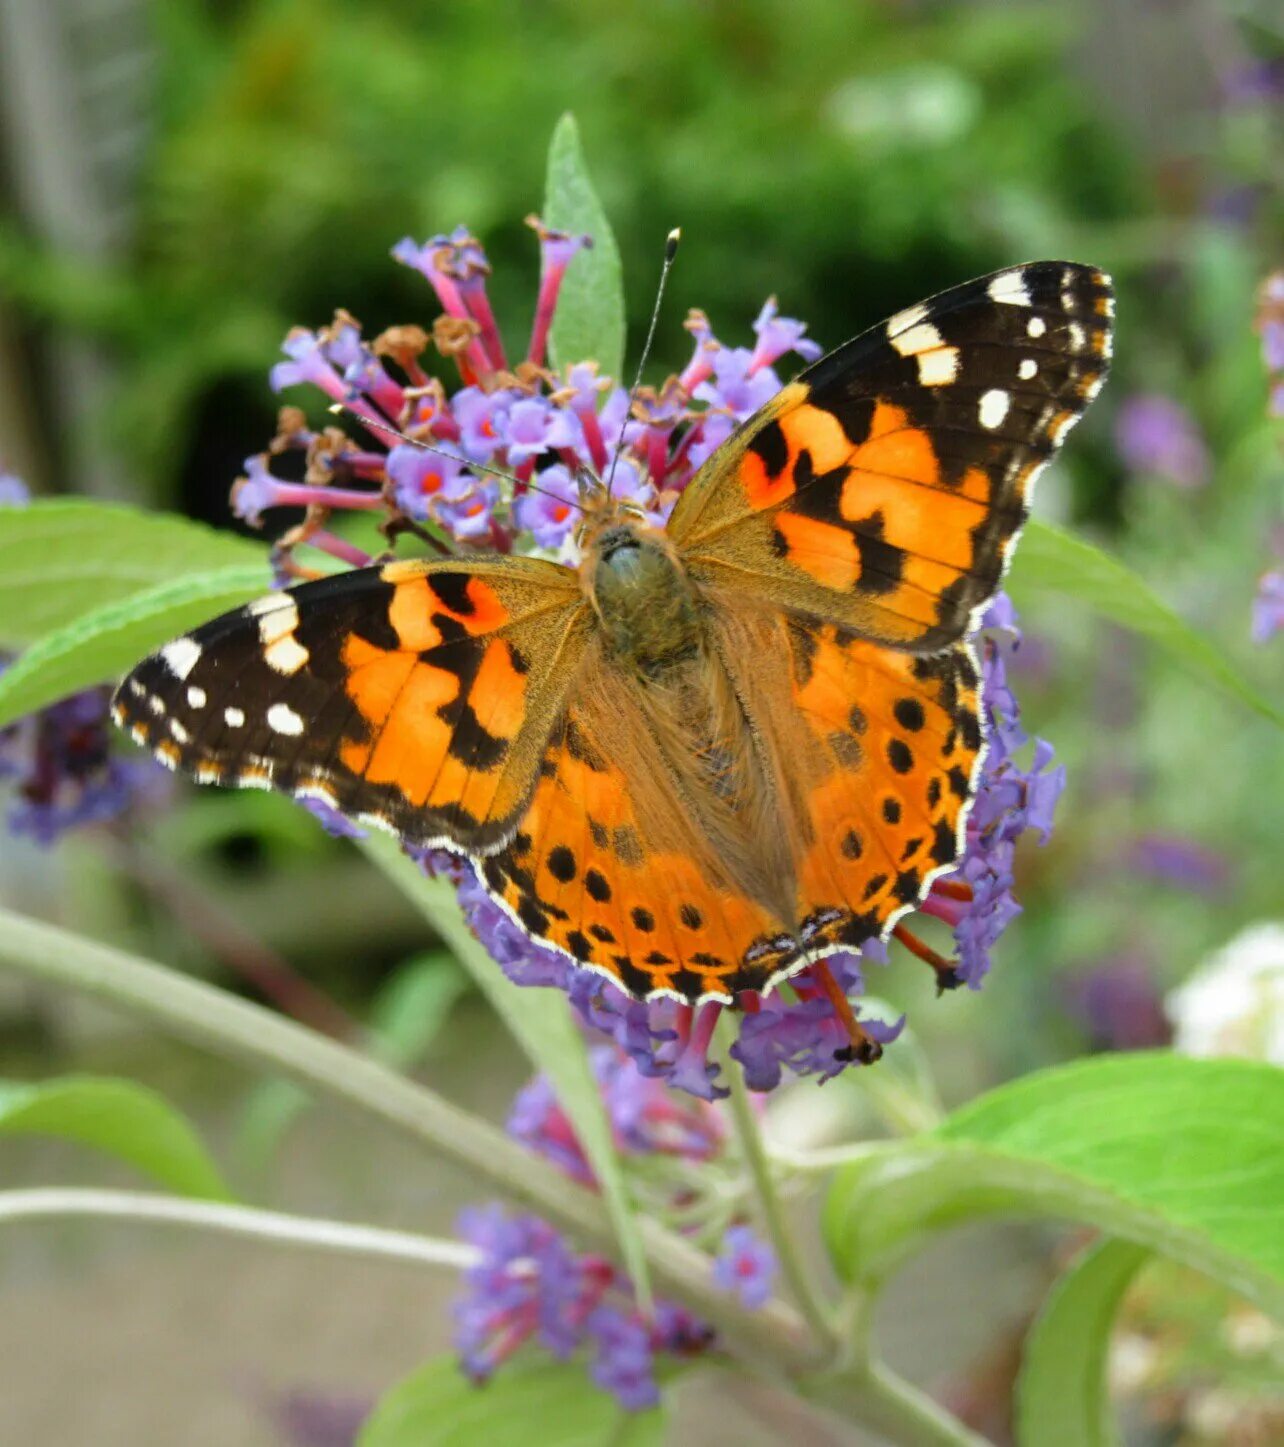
[0,906,814,1371]
[802,1361,990,1447]
[0,1188,481,1270]
[721,1025,840,1351]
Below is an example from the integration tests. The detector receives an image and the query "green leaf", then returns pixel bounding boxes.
[367,951,469,1071]
[363,837,654,1313]
[823,1054,1284,1319]
[1011,519,1284,728]
[0,562,268,728]
[543,113,626,382]
[0,1075,230,1199]
[0,499,263,650]
[1015,1240,1148,1447]
[359,1355,666,1447]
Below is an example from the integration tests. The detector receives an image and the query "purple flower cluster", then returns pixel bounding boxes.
[230,220,1061,1096]
[1,477,164,844]
[456,1049,771,1410]
[917,596,1066,988]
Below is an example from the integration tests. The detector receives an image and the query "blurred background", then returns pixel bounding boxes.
[0,0,1281,1442]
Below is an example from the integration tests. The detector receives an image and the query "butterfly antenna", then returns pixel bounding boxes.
[326,401,586,513]
[605,227,681,501]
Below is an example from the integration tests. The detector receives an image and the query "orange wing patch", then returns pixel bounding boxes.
[782,619,983,955]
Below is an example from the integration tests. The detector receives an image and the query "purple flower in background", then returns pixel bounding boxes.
[1254,568,1284,644]
[1115,394,1211,489]
[713,1225,778,1309]
[694,347,784,419]
[1128,833,1230,896]
[1,683,163,846]
[1062,954,1171,1052]
[0,470,31,505]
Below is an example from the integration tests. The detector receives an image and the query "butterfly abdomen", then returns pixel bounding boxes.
[587,524,702,675]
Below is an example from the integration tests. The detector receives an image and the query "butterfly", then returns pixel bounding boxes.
[113,261,1112,1010]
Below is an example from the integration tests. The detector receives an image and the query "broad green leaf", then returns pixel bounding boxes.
[359,1355,666,1447]
[0,499,263,650]
[1015,1240,1148,1447]
[1011,519,1284,728]
[363,837,654,1313]
[543,113,626,382]
[0,1075,230,1199]
[0,562,267,728]
[824,1054,1284,1318]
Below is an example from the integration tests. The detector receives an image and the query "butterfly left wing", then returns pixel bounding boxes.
[112,556,591,851]
[670,261,1113,651]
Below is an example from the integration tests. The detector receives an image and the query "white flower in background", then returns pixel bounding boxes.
[1165,923,1284,1064]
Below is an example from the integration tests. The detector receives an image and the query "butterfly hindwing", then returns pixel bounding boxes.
[670,261,1113,651]
[112,556,590,851]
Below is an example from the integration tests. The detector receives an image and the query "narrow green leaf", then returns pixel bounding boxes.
[543,113,626,381]
[824,1054,1284,1319]
[0,499,263,650]
[1015,1240,1148,1447]
[367,951,469,1071]
[0,1075,230,1199]
[362,837,654,1313]
[359,1355,666,1447]
[1011,519,1284,728]
[0,562,267,728]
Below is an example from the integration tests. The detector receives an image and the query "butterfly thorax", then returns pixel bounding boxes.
[584,522,702,676]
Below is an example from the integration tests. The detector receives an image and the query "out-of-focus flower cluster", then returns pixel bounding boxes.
[455,1048,774,1410]
[1165,921,1284,1066]
[0,476,164,844]
[1251,275,1284,644]
[241,220,1064,1097]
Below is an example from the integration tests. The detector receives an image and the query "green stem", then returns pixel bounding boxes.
[722,1029,840,1352]
[0,1188,481,1270]
[802,1362,991,1447]
[0,905,813,1372]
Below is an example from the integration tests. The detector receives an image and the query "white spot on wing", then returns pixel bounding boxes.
[160,637,201,680]
[978,389,1011,430]
[886,301,929,336]
[224,707,245,728]
[257,598,301,647]
[267,703,305,736]
[247,592,293,617]
[1018,358,1038,381]
[891,321,944,356]
[264,634,309,675]
[170,719,190,744]
[148,694,165,716]
[187,686,206,709]
[1068,322,1086,352]
[1027,316,1047,339]
[987,270,1032,306]
[128,679,145,698]
[916,347,960,386]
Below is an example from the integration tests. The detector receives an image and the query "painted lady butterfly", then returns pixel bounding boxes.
[114,261,1113,1007]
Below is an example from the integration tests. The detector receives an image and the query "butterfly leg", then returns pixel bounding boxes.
[891,922,963,994]
[811,958,886,1064]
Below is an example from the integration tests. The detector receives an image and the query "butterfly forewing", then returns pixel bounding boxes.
[670,261,1113,651]
[112,556,590,851]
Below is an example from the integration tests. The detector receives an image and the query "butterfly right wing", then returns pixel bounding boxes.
[112,556,592,852]
[669,262,1113,651]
